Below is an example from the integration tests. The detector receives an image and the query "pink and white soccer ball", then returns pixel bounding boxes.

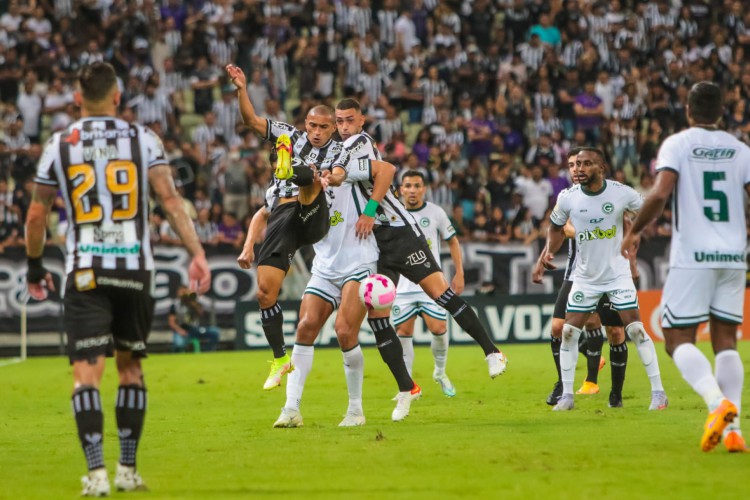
[359,274,397,310]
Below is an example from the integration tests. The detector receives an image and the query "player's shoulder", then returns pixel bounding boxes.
[559,184,582,199]
[343,133,369,149]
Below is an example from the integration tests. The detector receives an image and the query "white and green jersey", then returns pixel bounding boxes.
[397,201,456,295]
[655,127,750,270]
[310,181,379,280]
[550,181,643,286]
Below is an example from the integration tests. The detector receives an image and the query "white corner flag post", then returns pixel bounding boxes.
[20,289,28,361]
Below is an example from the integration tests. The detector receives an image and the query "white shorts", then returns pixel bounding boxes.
[392,291,448,326]
[661,268,745,328]
[303,265,375,310]
[567,276,638,313]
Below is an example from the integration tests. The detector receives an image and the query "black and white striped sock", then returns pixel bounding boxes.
[72,386,105,471]
[261,303,286,358]
[115,385,147,467]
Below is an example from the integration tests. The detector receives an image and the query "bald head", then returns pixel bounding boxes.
[305,105,336,147]
[308,105,335,119]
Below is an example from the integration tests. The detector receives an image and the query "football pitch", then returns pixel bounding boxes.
[3,342,748,499]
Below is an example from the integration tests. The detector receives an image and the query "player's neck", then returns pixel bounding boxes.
[82,107,116,118]
[692,123,719,131]
[581,178,606,195]
[405,201,426,211]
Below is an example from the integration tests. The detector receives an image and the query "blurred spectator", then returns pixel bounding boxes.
[217,211,243,249]
[168,285,219,353]
[487,206,512,244]
[511,207,540,246]
[514,165,553,221]
[195,208,219,246]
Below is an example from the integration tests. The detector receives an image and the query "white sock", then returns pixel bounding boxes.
[560,324,582,396]
[626,322,664,391]
[285,344,314,411]
[672,343,724,408]
[399,336,414,377]
[715,349,744,434]
[342,345,364,415]
[431,332,449,376]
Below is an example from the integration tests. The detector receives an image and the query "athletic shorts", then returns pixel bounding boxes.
[661,268,745,328]
[256,190,329,272]
[374,225,440,287]
[303,264,376,310]
[64,269,155,364]
[553,280,623,326]
[566,275,638,314]
[392,291,448,326]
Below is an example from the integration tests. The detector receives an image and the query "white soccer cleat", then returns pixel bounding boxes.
[81,468,110,497]
[114,463,147,492]
[273,408,304,428]
[392,384,422,422]
[649,390,668,411]
[338,412,366,427]
[553,394,575,411]
[486,351,508,378]
[433,372,456,397]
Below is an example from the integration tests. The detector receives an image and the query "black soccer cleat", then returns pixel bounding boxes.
[608,392,623,408]
[546,380,563,406]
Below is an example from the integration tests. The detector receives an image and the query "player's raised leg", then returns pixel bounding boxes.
[337,279,369,426]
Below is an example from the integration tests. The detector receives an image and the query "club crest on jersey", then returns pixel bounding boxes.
[577,225,616,244]
[602,202,614,214]
[420,217,430,227]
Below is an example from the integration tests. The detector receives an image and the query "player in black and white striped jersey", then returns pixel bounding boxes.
[24,62,210,496]
[226,64,338,390]
[327,99,508,418]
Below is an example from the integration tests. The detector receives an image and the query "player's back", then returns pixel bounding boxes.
[655,128,750,269]
[35,117,167,274]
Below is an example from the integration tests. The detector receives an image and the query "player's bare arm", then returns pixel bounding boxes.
[326,166,347,187]
[621,169,677,259]
[238,206,270,269]
[24,182,57,299]
[226,64,267,136]
[447,235,465,294]
[356,159,397,239]
[149,164,211,293]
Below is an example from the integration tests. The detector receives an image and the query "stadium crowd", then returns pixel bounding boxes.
[1,0,749,254]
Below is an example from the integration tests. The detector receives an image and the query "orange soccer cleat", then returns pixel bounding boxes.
[700,399,738,452]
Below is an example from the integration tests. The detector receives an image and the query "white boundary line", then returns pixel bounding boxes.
[0,358,24,367]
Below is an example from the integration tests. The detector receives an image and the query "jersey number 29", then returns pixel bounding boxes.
[67,161,138,224]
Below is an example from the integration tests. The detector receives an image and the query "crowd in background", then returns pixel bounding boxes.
[1,0,749,255]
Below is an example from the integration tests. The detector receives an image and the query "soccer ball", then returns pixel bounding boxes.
[359,274,396,310]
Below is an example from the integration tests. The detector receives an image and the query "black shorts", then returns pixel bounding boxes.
[374,224,440,287]
[64,269,155,364]
[553,280,624,327]
[256,190,329,272]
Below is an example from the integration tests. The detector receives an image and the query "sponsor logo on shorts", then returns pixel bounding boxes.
[330,210,344,226]
[77,242,141,256]
[76,335,111,351]
[95,277,145,290]
[420,217,430,227]
[406,250,427,266]
[572,291,584,303]
[577,225,616,244]
[693,251,745,263]
[75,270,96,291]
[117,339,146,351]
[393,305,401,315]
[602,202,614,214]
[609,289,632,297]
[691,147,737,161]
[300,203,320,222]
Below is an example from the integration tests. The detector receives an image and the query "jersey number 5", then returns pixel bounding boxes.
[703,171,729,222]
[68,161,138,224]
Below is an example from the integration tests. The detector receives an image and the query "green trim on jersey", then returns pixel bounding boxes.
[581,180,607,197]
[406,203,427,212]
[656,166,679,175]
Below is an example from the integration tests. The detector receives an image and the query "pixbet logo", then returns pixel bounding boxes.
[576,225,617,244]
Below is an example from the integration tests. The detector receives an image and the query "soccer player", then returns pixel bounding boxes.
[541,147,667,411]
[533,149,631,408]
[227,64,336,390]
[622,82,750,452]
[273,153,401,427]
[392,170,463,397]
[327,99,508,419]
[24,62,211,496]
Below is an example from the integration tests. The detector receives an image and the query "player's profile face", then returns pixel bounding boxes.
[400,176,426,207]
[305,113,335,147]
[335,108,364,140]
[575,151,602,186]
[567,156,579,185]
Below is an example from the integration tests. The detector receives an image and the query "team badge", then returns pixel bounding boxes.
[393,305,401,315]
[572,291,584,303]
[602,202,614,214]
[75,270,96,291]
[420,217,430,227]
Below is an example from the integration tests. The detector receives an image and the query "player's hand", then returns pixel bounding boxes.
[237,246,255,269]
[188,254,212,294]
[451,273,465,295]
[26,258,55,301]
[621,231,641,260]
[225,64,246,90]
[531,254,546,284]
[355,214,375,239]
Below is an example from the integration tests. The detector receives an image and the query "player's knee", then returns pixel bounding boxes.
[296,315,321,344]
[334,319,359,346]
[256,283,278,307]
[551,319,565,339]
[625,321,648,342]
[562,323,581,342]
[117,359,143,386]
[606,326,625,345]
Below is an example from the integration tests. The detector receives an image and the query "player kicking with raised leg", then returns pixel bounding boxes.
[393,170,463,397]
[228,64,336,390]
[541,148,667,411]
[623,82,749,452]
[25,62,211,496]
[328,99,507,421]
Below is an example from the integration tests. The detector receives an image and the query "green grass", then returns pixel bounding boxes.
[2,343,749,499]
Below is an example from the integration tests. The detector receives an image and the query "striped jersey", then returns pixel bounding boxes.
[34,117,167,274]
[263,119,341,211]
[333,132,417,228]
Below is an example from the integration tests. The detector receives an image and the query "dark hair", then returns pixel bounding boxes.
[336,98,361,112]
[401,170,426,183]
[78,62,118,102]
[688,82,722,125]
[567,147,581,159]
[576,147,606,164]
